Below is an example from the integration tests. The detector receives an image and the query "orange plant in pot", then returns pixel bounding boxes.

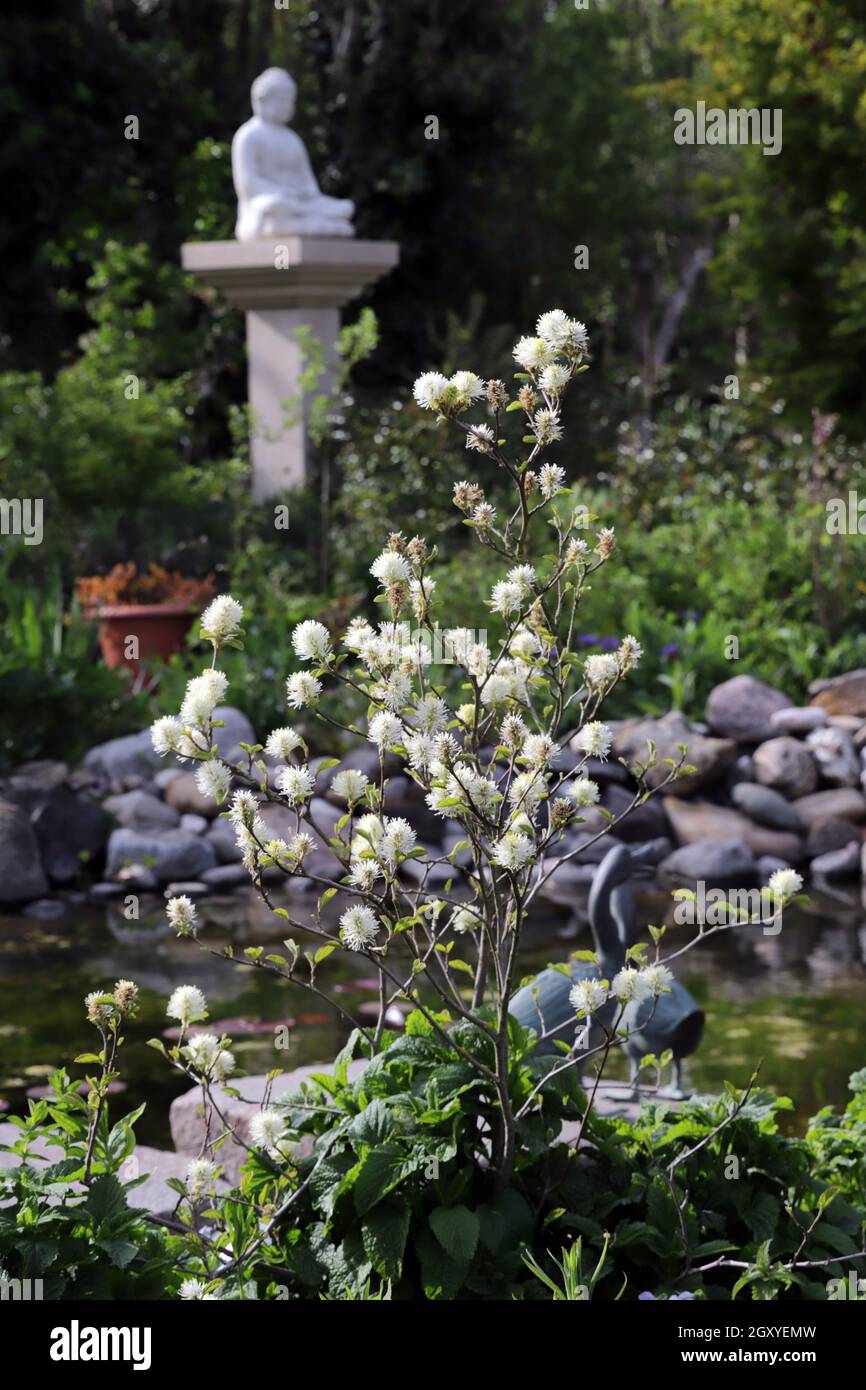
[77,564,215,679]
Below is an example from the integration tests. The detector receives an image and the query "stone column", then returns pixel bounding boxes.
[181,236,399,500]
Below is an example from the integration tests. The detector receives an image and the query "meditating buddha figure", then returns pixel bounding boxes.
[232,67,355,240]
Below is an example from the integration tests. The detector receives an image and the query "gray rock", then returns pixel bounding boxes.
[659,837,758,888]
[31,787,109,883]
[0,799,49,903]
[164,772,220,818]
[206,817,244,864]
[729,753,757,786]
[806,727,860,787]
[600,783,670,842]
[153,768,183,791]
[731,782,803,832]
[705,675,789,743]
[0,760,69,812]
[664,797,805,862]
[769,706,828,735]
[200,863,249,889]
[608,710,736,795]
[87,881,127,901]
[756,855,792,879]
[104,789,180,831]
[810,842,861,880]
[534,858,598,905]
[382,776,445,841]
[105,828,217,885]
[163,880,209,898]
[806,817,863,859]
[179,813,209,836]
[753,737,818,799]
[21,897,67,920]
[810,670,866,718]
[793,788,866,827]
[83,729,163,787]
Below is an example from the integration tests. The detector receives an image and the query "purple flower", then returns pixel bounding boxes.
[600,635,619,651]
[661,642,679,659]
[578,633,599,647]
[638,1290,695,1301]
[679,609,701,623]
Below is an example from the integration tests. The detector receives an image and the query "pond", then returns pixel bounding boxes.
[1,881,864,1147]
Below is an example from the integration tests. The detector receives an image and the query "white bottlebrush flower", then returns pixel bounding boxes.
[513,335,553,371]
[480,673,512,707]
[184,1032,235,1082]
[451,906,482,934]
[339,904,381,950]
[611,967,650,1004]
[490,579,523,616]
[352,813,385,852]
[575,721,613,760]
[596,526,616,556]
[617,635,643,673]
[166,895,199,936]
[768,868,804,901]
[472,501,496,530]
[380,817,417,866]
[413,370,450,410]
[507,564,536,597]
[584,653,619,689]
[639,963,674,997]
[179,1278,209,1301]
[568,776,600,809]
[507,769,546,815]
[466,423,495,453]
[331,768,369,803]
[180,669,229,728]
[287,831,315,867]
[250,1108,286,1152]
[510,627,540,660]
[536,309,572,349]
[409,576,436,620]
[492,831,536,871]
[570,977,608,1015]
[466,642,490,680]
[405,732,437,770]
[265,726,303,760]
[194,759,232,804]
[370,550,411,586]
[344,616,376,652]
[533,408,563,445]
[412,694,448,735]
[368,711,404,750]
[523,733,557,767]
[200,594,244,646]
[538,361,572,394]
[276,764,316,805]
[228,789,258,829]
[538,462,566,499]
[167,985,208,1026]
[450,370,485,402]
[286,672,322,709]
[348,857,380,892]
[500,712,528,749]
[374,669,413,711]
[186,1157,217,1202]
[564,538,590,566]
[291,619,333,664]
[151,714,182,756]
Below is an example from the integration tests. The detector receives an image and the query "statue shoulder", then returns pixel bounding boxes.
[232,118,261,154]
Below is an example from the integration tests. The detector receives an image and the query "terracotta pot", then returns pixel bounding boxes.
[96,602,197,672]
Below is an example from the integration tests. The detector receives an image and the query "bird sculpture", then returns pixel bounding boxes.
[509,843,704,1094]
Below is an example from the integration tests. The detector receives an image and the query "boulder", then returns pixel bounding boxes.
[382,776,446,841]
[0,799,49,903]
[810,670,866,718]
[659,837,757,888]
[752,737,818,799]
[664,797,804,862]
[806,817,863,859]
[31,787,109,883]
[731,782,803,832]
[105,828,217,885]
[599,783,670,842]
[83,729,163,787]
[805,727,860,787]
[104,790,180,830]
[810,842,861,880]
[0,760,69,812]
[170,1059,369,1183]
[206,817,244,864]
[164,772,219,819]
[705,675,789,743]
[793,788,866,827]
[769,706,829,736]
[610,710,735,795]
[179,813,209,836]
[200,863,249,889]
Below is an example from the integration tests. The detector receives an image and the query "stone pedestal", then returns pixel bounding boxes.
[181,237,399,499]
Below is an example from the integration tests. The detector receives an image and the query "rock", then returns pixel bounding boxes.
[828,715,865,733]
[534,858,598,905]
[153,768,183,791]
[206,817,243,864]
[731,782,803,832]
[810,670,866,718]
[104,790,180,830]
[164,772,219,819]
[83,729,163,787]
[400,852,463,892]
[0,760,69,812]
[179,813,209,836]
[792,788,866,827]
[556,831,626,865]
[599,783,670,842]
[382,776,445,841]
[169,1059,369,1183]
[31,787,109,883]
[806,727,860,787]
[87,881,127,901]
[769,706,829,735]
[752,737,818,799]
[757,855,791,879]
[659,837,757,888]
[163,880,209,898]
[664,798,805,862]
[806,817,863,858]
[705,675,789,743]
[21,897,67,920]
[105,828,217,885]
[729,754,757,786]
[0,799,49,903]
[610,711,736,795]
[127,1146,228,1219]
[200,863,249,889]
[810,842,861,880]
[114,865,161,891]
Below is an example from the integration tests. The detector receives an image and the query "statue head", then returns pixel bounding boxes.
[251,67,296,125]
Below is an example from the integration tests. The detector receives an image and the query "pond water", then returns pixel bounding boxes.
[1,881,864,1147]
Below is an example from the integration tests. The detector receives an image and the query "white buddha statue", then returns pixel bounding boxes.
[232,67,355,240]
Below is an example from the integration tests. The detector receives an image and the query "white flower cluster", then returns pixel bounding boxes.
[569,962,674,1017]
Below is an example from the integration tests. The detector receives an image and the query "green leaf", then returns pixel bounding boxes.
[362,1200,410,1281]
[429,1204,479,1264]
[353,1146,404,1216]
